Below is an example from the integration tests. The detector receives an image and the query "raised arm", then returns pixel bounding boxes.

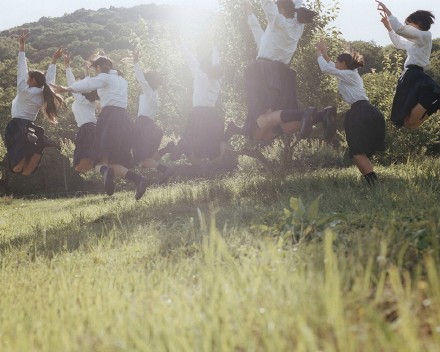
[46,47,64,85]
[132,51,154,98]
[179,41,200,78]
[389,15,426,43]
[16,31,30,92]
[64,53,76,86]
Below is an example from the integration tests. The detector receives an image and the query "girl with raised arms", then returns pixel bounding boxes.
[316,39,385,185]
[63,53,98,173]
[54,55,148,200]
[376,1,440,129]
[5,31,64,176]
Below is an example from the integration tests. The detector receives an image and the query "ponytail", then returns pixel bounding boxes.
[42,83,65,123]
[336,52,364,70]
[29,70,65,123]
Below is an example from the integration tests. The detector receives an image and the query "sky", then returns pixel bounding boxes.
[0,0,439,46]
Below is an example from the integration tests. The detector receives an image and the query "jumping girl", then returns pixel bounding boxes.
[225,0,336,142]
[316,39,385,185]
[4,31,65,176]
[376,1,440,129]
[131,50,171,175]
[171,42,225,164]
[64,53,98,173]
[54,56,148,200]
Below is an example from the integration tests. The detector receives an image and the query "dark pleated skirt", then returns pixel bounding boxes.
[179,106,225,159]
[391,65,440,127]
[244,58,299,135]
[4,118,46,172]
[93,106,133,168]
[344,100,385,158]
[73,122,96,167]
[132,116,163,164]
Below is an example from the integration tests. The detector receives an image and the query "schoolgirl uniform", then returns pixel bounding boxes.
[387,15,440,127]
[65,68,97,168]
[5,51,57,172]
[67,67,133,168]
[244,0,304,135]
[131,62,163,164]
[178,44,224,159]
[317,56,385,158]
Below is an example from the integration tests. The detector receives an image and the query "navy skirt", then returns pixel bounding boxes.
[179,107,225,159]
[4,118,46,172]
[344,100,385,158]
[73,122,96,167]
[132,116,163,164]
[391,65,440,127]
[93,106,133,168]
[244,58,299,135]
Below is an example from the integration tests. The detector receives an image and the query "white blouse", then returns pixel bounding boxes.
[11,51,57,121]
[134,63,159,119]
[317,56,368,105]
[66,68,97,127]
[388,15,432,70]
[69,70,128,109]
[180,43,221,108]
[247,0,305,65]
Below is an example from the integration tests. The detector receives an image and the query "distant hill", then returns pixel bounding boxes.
[0,4,188,62]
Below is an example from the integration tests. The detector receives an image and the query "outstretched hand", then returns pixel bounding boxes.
[50,83,68,94]
[63,51,70,67]
[52,47,66,64]
[17,30,30,51]
[375,0,391,16]
[315,38,328,56]
[380,12,392,31]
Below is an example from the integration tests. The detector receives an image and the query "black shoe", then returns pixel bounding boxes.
[135,176,148,200]
[299,107,317,139]
[322,106,337,141]
[103,167,115,196]
[38,135,60,150]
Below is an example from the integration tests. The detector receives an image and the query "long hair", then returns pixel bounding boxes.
[28,70,65,123]
[406,10,435,31]
[336,53,364,70]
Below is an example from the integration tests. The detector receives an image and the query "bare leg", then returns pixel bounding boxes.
[140,158,159,169]
[352,154,373,175]
[108,163,128,178]
[21,154,42,176]
[403,103,428,129]
[74,158,94,173]
[256,109,282,130]
[12,158,27,174]
[281,121,302,134]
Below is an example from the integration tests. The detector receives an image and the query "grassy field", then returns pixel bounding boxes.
[1,157,440,351]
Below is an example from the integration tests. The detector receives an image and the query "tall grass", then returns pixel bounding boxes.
[1,158,440,351]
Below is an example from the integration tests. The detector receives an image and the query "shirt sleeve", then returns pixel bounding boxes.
[45,64,56,85]
[134,63,153,98]
[212,46,220,66]
[260,0,280,25]
[179,42,200,78]
[69,75,106,93]
[65,67,76,86]
[17,51,29,92]
[387,30,409,50]
[247,14,264,50]
[317,56,356,84]
[389,15,425,43]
